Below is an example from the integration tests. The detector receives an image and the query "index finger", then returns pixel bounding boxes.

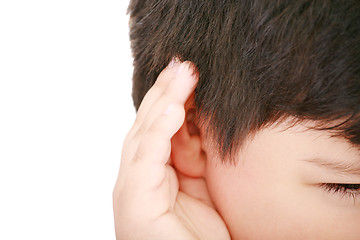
[131,60,198,136]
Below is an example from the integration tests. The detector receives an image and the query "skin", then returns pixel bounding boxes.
[113,62,360,239]
[203,121,360,240]
[113,60,230,240]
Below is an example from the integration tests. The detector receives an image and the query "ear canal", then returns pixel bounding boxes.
[186,108,200,136]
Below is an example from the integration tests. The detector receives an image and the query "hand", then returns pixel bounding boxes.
[113,60,230,240]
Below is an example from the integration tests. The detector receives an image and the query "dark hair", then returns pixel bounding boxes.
[127,0,360,161]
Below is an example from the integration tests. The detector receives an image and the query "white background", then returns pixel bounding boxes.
[0,1,134,239]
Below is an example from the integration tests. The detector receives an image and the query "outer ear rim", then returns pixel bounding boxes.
[170,100,206,178]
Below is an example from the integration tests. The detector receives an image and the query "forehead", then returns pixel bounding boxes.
[263,117,360,161]
[270,116,359,146]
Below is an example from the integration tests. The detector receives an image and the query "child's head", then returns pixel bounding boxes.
[128,0,360,239]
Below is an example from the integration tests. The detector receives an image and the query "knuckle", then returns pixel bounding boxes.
[148,119,163,135]
[135,122,147,138]
[132,130,160,163]
[150,83,164,94]
[160,91,171,103]
[133,149,145,163]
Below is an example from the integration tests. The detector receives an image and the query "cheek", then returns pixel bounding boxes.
[206,159,360,240]
[205,154,315,240]
[206,157,268,239]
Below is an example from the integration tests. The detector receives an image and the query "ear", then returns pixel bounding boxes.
[171,93,206,177]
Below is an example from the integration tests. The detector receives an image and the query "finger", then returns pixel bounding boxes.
[164,61,198,104]
[132,103,185,190]
[135,61,198,138]
[120,60,198,169]
[119,59,182,166]
[133,58,181,130]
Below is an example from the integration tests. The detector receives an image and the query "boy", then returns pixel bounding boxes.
[113,0,360,239]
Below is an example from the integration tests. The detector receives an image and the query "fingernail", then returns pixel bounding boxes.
[168,58,197,80]
[168,57,181,69]
[176,61,195,78]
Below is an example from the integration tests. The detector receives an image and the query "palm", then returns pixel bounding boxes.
[113,61,230,240]
[149,165,230,240]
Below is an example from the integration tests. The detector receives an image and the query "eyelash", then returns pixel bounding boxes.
[320,183,360,203]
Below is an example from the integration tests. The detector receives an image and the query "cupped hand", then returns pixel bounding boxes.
[113,60,230,240]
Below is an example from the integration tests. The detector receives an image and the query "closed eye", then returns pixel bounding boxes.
[319,183,360,205]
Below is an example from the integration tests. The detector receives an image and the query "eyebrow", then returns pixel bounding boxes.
[303,158,360,177]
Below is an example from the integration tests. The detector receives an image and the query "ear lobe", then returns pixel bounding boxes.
[171,105,206,178]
